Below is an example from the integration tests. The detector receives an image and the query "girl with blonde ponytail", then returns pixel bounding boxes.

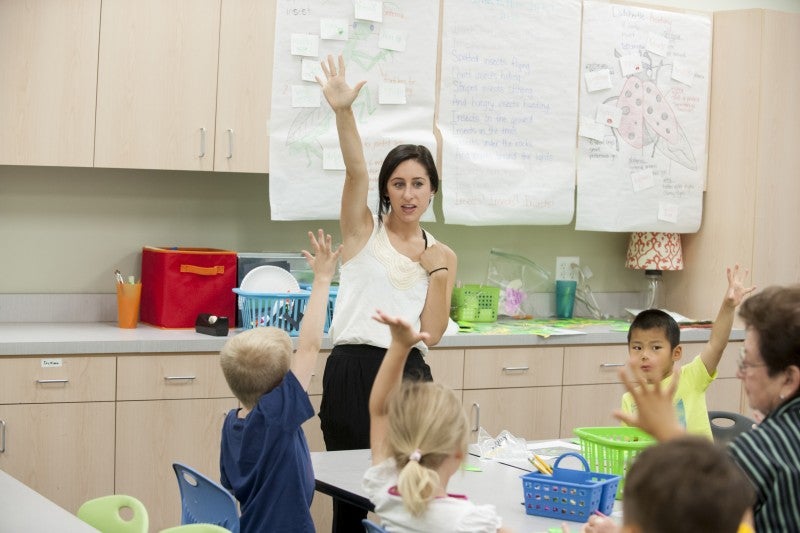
[363,311,510,532]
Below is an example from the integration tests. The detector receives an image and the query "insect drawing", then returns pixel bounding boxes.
[603,50,697,170]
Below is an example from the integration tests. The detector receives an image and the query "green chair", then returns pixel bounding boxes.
[160,524,231,533]
[77,494,148,533]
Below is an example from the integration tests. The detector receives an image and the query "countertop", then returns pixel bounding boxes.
[0,319,744,356]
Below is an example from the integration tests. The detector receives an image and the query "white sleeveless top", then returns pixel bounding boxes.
[330,218,434,353]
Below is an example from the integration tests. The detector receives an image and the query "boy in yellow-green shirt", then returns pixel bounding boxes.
[621,265,753,438]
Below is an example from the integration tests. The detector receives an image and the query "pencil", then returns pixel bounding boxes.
[529,455,553,475]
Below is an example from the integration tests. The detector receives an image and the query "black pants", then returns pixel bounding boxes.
[319,344,432,533]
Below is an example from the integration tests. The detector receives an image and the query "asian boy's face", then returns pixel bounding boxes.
[628,327,682,383]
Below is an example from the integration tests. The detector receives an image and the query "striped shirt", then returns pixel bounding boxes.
[728,396,800,532]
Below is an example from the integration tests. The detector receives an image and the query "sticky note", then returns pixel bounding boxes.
[579,116,606,142]
[291,85,321,108]
[290,34,319,57]
[658,202,679,223]
[354,0,383,22]
[379,82,406,104]
[584,69,612,92]
[630,169,655,192]
[646,32,669,56]
[596,103,622,128]
[619,54,643,77]
[671,59,694,86]
[320,18,348,40]
[378,28,407,52]
[322,147,346,170]
[301,58,324,82]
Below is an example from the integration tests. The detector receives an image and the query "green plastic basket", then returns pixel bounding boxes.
[451,285,500,322]
[573,427,656,499]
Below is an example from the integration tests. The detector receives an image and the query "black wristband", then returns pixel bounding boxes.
[428,267,448,276]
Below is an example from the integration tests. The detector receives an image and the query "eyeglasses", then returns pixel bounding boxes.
[738,347,767,373]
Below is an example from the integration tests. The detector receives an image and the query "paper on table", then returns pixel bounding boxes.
[527,439,582,461]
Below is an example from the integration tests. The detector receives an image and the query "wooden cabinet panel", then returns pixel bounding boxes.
[563,345,626,385]
[681,341,741,379]
[0,356,115,404]
[0,0,100,166]
[463,387,561,441]
[117,354,233,400]
[560,384,626,438]
[428,349,465,391]
[463,347,562,389]
[95,0,221,171]
[0,402,115,514]
[115,398,238,532]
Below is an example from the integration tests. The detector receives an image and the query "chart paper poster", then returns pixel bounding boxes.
[439,0,581,226]
[576,1,712,232]
[269,0,440,220]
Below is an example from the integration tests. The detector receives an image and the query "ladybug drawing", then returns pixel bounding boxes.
[604,50,697,170]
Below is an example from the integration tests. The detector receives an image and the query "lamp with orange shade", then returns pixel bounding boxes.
[625,232,683,309]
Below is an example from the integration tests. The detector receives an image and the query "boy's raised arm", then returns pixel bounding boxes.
[701,265,755,375]
[292,230,342,391]
[368,311,429,465]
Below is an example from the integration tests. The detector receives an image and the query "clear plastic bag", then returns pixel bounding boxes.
[485,249,552,318]
[476,427,529,461]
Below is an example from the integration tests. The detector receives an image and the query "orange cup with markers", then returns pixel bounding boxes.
[116,282,142,328]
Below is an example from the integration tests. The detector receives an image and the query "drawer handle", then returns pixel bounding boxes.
[1,420,5,453]
[471,402,480,432]
[502,366,530,373]
[164,376,197,381]
[36,379,69,384]
[599,363,625,368]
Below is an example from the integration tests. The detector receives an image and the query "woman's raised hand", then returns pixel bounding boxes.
[317,54,366,111]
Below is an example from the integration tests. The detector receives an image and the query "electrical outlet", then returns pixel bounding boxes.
[555,256,580,281]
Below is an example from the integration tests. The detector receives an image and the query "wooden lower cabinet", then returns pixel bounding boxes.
[0,402,115,514]
[115,397,238,532]
[560,383,627,437]
[463,387,562,440]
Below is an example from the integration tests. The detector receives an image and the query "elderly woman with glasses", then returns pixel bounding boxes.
[615,285,800,533]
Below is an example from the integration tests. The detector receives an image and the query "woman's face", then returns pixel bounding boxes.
[384,159,433,222]
[738,327,786,416]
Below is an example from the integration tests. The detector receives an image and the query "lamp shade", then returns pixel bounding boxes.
[625,232,683,271]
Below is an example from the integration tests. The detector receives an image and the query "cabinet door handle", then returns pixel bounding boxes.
[502,366,529,373]
[36,379,69,384]
[226,129,234,159]
[164,376,197,381]
[199,127,206,158]
[599,363,625,368]
[471,402,480,432]
[0,420,5,453]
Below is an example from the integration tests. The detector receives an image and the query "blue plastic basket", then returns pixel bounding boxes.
[298,284,338,333]
[233,288,309,336]
[521,452,619,522]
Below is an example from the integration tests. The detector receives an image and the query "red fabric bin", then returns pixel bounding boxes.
[140,247,237,328]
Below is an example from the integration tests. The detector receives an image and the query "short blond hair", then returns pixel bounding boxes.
[219,327,293,409]
[387,381,469,516]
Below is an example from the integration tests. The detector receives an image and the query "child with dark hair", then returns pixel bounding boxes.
[621,265,753,438]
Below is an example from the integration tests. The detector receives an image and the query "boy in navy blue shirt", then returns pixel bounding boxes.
[219,230,341,533]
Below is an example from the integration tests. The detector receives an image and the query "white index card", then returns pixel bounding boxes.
[584,69,612,92]
[671,59,694,86]
[378,29,407,52]
[658,202,679,223]
[320,18,348,40]
[355,0,383,22]
[630,169,655,192]
[579,116,606,142]
[619,55,643,77]
[290,34,319,57]
[596,103,622,128]
[301,58,324,82]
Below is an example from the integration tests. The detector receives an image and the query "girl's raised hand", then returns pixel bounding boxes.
[316,54,366,111]
[373,309,430,348]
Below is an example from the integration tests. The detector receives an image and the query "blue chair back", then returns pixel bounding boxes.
[362,518,388,533]
[172,463,240,533]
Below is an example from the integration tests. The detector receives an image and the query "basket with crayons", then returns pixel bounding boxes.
[521,452,619,522]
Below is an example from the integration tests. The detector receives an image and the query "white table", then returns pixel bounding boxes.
[0,469,100,533]
[311,449,621,533]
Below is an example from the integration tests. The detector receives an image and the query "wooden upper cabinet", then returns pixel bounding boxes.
[94,0,221,171]
[214,0,274,173]
[0,0,100,167]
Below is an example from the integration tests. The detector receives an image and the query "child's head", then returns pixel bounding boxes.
[627,309,682,382]
[387,380,468,516]
[623,436,754,533]
[219,327,293,409]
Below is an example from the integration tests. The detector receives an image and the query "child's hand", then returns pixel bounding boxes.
[614,363,684,441]
[373,309,430,348]
[724,264,755,308]
[579,514,619,532]
[301,229,342,282]
[316,54,366,112]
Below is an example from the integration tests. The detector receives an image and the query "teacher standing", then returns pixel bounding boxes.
[316,54,457,532]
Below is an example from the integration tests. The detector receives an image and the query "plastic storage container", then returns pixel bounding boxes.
[451,285,500,322]
[233,289,309,336]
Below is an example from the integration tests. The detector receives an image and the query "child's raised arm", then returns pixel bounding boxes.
[292,230,342,391]
[368,310,430,465]
[700,265,755,375]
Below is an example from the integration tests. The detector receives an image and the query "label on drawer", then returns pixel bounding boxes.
[41,358,63,368]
